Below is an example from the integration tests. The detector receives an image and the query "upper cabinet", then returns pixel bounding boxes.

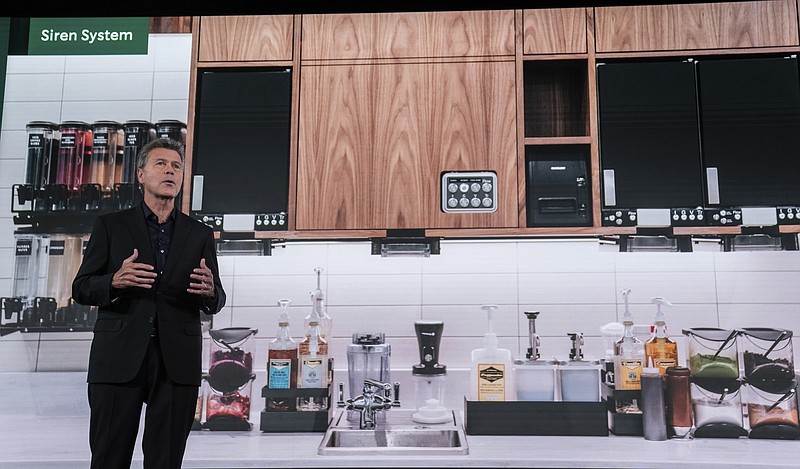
[300,10,515,60]
[197,15,294,62]
[595,0,799,53]
[522,8,587,55]
[296,60,518,230]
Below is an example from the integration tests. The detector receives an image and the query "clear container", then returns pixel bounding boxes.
[155,119,187,144]
[515,359,557,401]
[346,332,390,421]
[56,121,90,193]
[121,120,156,184]
[691,378,744,429]
[745,380,799,429]
[208,328,258,393]
[89,121,123,192]
[25,121,59,192]
[204,373,255,430]
[683,327,740,379]
[12,234,49,311]
[558,359,601,402]
[739,328,795,382]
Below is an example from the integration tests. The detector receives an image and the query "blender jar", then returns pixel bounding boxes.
[346,332,390,421]
[691,378,747,438]
[683,328,740,379]
[204,373,255,431]
[208,328,258,393]
[745,380,799,439]
[739,328,794,382]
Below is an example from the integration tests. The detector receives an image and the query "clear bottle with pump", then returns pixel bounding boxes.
[614,289,645,392]
[298,298,329,411]
[305,267,332,343]
[645,297,678,375]
[267,299,298,412]
[469,305,514,401]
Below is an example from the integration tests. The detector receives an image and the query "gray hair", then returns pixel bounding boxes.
[136,137,185,170]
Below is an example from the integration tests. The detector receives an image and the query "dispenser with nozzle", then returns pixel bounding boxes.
[613,288,645,391]
[469,305,514,401]
[514,311,557,401]
[558,332,602,402]
[412,320,450,423]
[306,267,332,342]
[645,296,678,374]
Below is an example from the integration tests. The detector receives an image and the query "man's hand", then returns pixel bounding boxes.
[188,258,215,298]
[111,249,157,289]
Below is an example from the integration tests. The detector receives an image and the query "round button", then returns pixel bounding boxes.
[278,219,285,225]
[202,216,209,222]
[615,211,623,217]
[256,219,262,226]
[215,219,222,226]
[448,198,458,208]
[697,214,704,221]
[788,213,795,220]
[459,183,470,193]
[471,198,481,207]
[615,218,623,225]
[448,183,458,193]
[459,198,469,207]
[721,218,728,224]
[629,214,636,221]
[608,215,616,221]
[734,213,741,220]
[779,212,786,219]
[713,214,720,220]
[673,214,679,220]
[471,183,481,193]
[720,210,727,216]
[482,182,493,193]
[271,219,277,225]
[681,214,688,221]
[689,214,696,221]
[482,197,492,207]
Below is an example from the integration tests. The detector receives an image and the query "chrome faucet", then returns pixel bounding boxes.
[338,379,400,429]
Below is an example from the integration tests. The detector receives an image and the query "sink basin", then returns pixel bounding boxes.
[318,409,469,455]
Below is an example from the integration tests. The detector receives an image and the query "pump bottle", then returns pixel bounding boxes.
[297,319,329,411]
[613,289,645,391]
[469,305,514,401]
[267,299,298,411]
[645,297,678,375]
[305,267,332,343]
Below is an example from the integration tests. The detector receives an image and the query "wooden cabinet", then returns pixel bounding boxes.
[197,15,294,62]
[522,8,587,55]
[595,0,798,53]
[296,60,518,230]
[301,10,514,60]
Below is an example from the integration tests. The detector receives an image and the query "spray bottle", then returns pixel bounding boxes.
[645,297,678,374]
[613,289,645,391]
[469,305,514,401]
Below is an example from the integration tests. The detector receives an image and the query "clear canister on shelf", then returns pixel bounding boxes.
[207,328,258,393]
[56,121,90,193]
[745,379,799,440]
[89,121,123,192]
[155,119,187,144]
[691,377,747,438]
[25,121,59,190]
[739,328,794,382]
[121,120,155,184]
[682,327,740,379]
[203,373,255,431]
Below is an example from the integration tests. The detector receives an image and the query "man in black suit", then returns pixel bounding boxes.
[73,137,226,468]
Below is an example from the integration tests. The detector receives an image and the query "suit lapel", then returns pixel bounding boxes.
[162,211,192,284]
[126,204,155,265]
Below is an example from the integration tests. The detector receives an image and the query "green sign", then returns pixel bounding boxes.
[28,17,149,55]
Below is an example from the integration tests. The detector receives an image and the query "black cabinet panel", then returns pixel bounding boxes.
[597,60,704,209]
[698,56,800,206]
[192,68,291,216]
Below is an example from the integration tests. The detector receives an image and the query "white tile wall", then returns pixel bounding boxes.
[2,35,800,386]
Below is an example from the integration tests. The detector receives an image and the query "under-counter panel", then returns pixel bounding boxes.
[300,10,515,61]
[595,0,798,53]
[296,60,517,230]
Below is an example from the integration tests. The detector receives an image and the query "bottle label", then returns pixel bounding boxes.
[268,359,292,389]
[616,358,643,390]
[477,363,506,401]
[300,357,327,388]
[654,358,677,374]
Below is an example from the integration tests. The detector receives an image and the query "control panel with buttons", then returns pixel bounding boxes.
[777,207,800,225]
[601,209,637,226]
[670,207,706,226]
[705,208,743,226]
[195,213,288,231]
[441,171,497,213]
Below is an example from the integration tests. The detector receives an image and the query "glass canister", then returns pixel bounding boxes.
[12,234,49,313]
[683,328,740,379]
[739,328,794,382]
[56,121,90,193]
[346,332,391,421]
[121,120,156,184]
[156,119,187,144]
[208,328,258,393]
[25,121,59,192]
[745,380,799,439]
[691,378,747,438]
[89,121,123,193]
[204,373,255,431]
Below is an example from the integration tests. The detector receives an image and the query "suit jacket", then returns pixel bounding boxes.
[73,203,226,386]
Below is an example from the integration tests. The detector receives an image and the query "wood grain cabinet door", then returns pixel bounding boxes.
[595,0,798,52]
[522,8,587,55]
[198,15,294,62]
[297,61,518,230]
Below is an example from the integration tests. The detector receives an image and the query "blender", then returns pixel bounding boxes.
[412,320,450,423]
[345,332,391,421]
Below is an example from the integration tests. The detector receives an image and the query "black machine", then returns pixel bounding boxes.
[525,145,591,227]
